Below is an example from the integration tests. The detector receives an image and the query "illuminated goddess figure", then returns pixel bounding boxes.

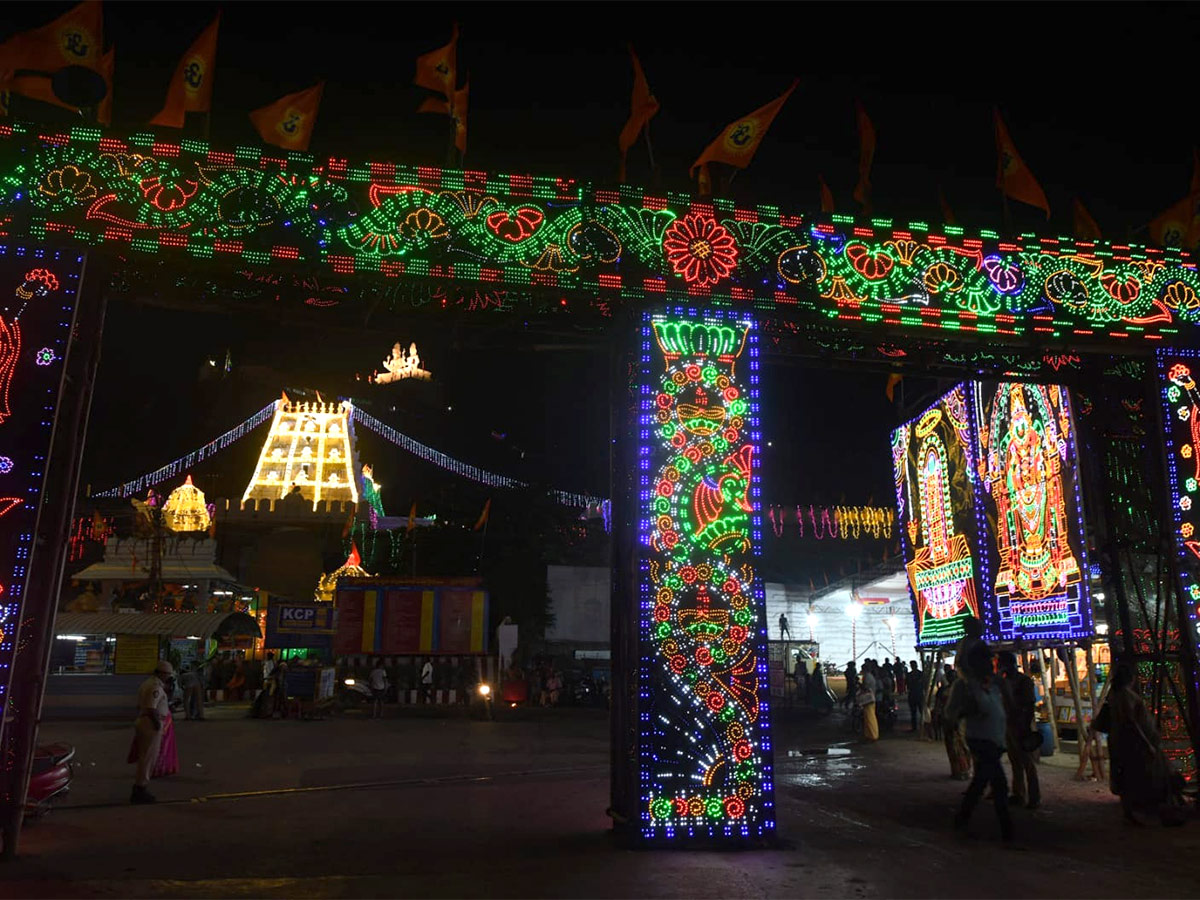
[985,384,1079,603]
[905,403,979,640]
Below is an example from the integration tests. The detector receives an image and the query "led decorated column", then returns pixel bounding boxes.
[634,307,774,843]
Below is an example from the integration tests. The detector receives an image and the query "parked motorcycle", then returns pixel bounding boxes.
[335,676,372,711]
[25,742,74,821]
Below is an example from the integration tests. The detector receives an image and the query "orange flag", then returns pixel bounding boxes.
[819,175,834,213]
[618,45,659,182]
[994,108,1050,219]
[0,1,105,110]
[1072,198,1102,241]
[852,100,876,211]
[149,12,220,128]
[95,44,113,125]
[406,500,418,534]
[416,80,468,156]
[937,186,957,226]
[249,82,324,152]
[414,24,457,99]
[885,373,902,403]
[473,498,491,531]
[690,80,798,187]
[1148,192,1200,249]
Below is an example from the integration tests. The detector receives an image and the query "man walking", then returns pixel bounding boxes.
[948,643,1013,842]
[842,660,858,709]
[131,660,173,804]
[998,651,1041,809]
[420,656,434,704]
[368,658,389,719]
[181,663,205,721]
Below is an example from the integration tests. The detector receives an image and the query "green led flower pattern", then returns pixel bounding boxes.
[2,122,1200,342]
[641,312,772,839]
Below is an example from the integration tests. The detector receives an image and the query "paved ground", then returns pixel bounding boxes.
[3,701,1199,898]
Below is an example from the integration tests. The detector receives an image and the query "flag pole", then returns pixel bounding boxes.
[475,514,489,573]
[643,118,658,175]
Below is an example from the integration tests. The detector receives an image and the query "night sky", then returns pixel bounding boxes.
[7,3,1200,514]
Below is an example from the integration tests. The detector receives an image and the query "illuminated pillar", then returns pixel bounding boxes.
[632,307,773,843]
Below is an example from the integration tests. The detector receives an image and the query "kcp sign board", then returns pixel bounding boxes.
[274,603,336,634]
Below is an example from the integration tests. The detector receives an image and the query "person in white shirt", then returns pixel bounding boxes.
[131,660,173,804]
[420,657,434,704]
[368,658,389,719]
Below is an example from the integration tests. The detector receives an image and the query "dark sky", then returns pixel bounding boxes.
[8,3,1200,510]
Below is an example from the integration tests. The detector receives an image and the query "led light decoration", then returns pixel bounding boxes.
[243,398,360,510]
[974,381,1091,641]
[636,308,773,842]
[1156,349,1200,649]
[0,244,84,728]
[893,380,1093,645]
[0,123,1199,342]
[892,386,982,646]
[162,474,211,532]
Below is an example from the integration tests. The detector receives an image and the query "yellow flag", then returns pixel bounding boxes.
[149,13,220,127]
[414,24,457,99]
[618,46,659,182]
[249,82,324,152]
[690,80,798,184]
[994,108,1050,219]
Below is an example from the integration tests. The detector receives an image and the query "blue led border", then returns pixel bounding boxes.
[972,382,1094,643]
[892,384,983,649]
[0,243,84,716]
[1155,347,1200,650]
[636,306,774,843]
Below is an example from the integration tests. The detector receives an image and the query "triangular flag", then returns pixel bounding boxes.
[618,45,659,182]
[96,43,113,125]
[473,498,491,531]
[0,1,105,111]
[346,543,361,567]
[852,100,875,212]
[249,82,324,152]
[1148,191,1200,249]
[1072,198,1102,241]
[407,500,418,534]
[937,186,957,226]
[819,175,834,213]
[690,80,798,185]
[994,108,1050,219]
[885,373,902,403]
[149,12,220,128]
[414,24,457,99]
[451,80,468,156]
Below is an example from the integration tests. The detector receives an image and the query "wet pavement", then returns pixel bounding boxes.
[3,703,1199,897]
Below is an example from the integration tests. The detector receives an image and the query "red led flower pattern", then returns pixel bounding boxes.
[662,214,738,287]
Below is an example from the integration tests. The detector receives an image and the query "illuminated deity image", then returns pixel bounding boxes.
[640,314,772,839]
[977,383,1081,633]
[892,387,980,645]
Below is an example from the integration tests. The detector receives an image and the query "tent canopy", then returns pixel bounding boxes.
[53,611,260,640]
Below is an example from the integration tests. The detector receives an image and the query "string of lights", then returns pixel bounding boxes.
[93,402,277,498]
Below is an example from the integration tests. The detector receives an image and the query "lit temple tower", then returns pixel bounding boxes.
[242,396,360,510]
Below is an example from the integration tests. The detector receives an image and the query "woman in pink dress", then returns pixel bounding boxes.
[152,709,179,778]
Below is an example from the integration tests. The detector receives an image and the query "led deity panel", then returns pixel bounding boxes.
[892,385,982,647]
[973,381,1091,641]
[637,308,773,842]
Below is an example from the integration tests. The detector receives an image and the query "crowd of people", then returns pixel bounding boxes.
[838,617,1188,839]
